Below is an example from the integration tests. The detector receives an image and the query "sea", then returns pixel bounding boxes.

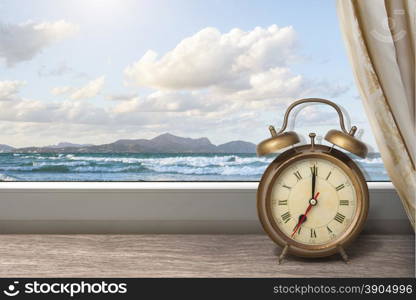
[0,152,388,182]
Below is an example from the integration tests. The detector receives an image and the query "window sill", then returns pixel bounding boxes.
[0,181,394,189]
[0,182,411,234]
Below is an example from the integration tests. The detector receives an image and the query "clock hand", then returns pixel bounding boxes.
[291,192,320,238]
[311,165,316,199]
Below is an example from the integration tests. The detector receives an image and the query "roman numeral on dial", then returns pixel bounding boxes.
[282,184,291,190]
[293,224,302,235]
[325,171,332,180]
[335,184,345,191]
[310,228,317,238]
[293,171,302,181]
[339,200,349,206]
[326,226,333,233]
[310,166,318,176]
[334,212,346,223]
[278,200,288,205]
[281,212,291,223]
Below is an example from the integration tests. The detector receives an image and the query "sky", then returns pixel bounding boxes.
[0,0,378,150]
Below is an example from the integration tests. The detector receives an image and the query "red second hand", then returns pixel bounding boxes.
[291,192,320,238]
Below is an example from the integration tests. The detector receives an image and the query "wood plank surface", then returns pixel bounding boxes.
[0,234,413,277]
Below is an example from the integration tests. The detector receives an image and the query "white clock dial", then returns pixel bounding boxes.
[270,158,357,245]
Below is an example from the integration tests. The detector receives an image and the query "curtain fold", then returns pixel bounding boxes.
[337,0,415,229]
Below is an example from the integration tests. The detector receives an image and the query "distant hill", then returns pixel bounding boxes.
[217,141,256,153]
[0,144,14,153]
[12,133,257,153]
[47,142,93,149]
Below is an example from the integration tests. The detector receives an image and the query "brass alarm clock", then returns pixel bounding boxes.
[257,98,369,263]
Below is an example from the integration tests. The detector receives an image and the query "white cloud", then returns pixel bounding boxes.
[296,105,341,126]
[0,24,353,147]
[51,76,105,100]
[123,25,348,113]
[0,80,26,101]
[0,20,79,67]
[0,97,110,125]
[112,91,216,114]
[50,86,73,96]
[224,67,304,102]
[70,76,105,100]
[124,25,298,91]
[105,92,137,101]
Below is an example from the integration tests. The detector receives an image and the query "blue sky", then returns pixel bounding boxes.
[0,0,377,150]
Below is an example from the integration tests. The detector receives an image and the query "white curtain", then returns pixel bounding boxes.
[337,0,415,229]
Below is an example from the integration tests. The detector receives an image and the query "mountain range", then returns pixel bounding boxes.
[46,142,94,149]
[0,144,14,153]
[0,133,256,153]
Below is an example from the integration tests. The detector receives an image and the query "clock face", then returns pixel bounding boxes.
[270,157,357,246]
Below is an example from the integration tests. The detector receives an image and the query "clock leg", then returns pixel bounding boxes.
[277,244,289,264]
[337,245,349,263]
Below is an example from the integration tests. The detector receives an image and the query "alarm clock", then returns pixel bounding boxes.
[256,98,369,263]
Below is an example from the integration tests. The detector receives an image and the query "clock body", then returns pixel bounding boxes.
[257,144,369,258]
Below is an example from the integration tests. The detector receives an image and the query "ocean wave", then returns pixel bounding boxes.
[0,173,17,181]
[0,165,70,173]
[220,165,267,176]
[66,154,272,168]
[72,165,148,173]
[0,161,265,176]
[10,153,382,167]
[140,155,270,167]
[145,164,267,176]
[0,153,388,180]
[37,154,66,160]
[12,154,36,159]
[66,155,142,164]
[32,161,90,167]
[355,157,383,164]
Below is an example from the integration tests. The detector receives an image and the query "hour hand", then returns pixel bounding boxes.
[291,192,320,238]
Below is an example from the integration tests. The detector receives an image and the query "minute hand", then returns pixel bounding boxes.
[311,166,316,199]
